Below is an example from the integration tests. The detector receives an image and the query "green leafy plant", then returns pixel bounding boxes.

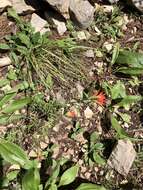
[113,49,143,76]
[84,132,106,166]
[0,140,106,190]
[0,8,88,89]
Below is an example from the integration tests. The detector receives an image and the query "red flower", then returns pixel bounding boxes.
[93,91,106,106]
[66,110,76,118]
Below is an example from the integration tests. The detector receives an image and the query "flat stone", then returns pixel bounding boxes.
[0,57,11,67]
[84,49,94,58]
[107,139,136,176]
[11,0,34,14]
[31,13,50,34]
[44,0,70,19]
[69,0,95,28]
[84,106,93,119]
[77,31,87,40]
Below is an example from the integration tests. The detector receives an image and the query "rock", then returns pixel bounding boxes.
[84,106,93,119]
[0,56,11,67]
[128,0,143,13]
[103,42,113,52]
[40,141,48,150]
[29,150,37,158]
[107,139,136,176]
[11,0,34,14]
[44,0,70,19]
[0,0,12,12]
[51,18,67,35]
[69,0,95,28]
[84,49,94,58]
[77,31,87,40]
[108,0,119,3]
[31,13,50,34]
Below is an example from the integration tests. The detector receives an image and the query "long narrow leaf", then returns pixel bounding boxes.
[2,97,31,114]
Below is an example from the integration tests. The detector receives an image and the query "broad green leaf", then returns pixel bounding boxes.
[16,45,29,55]
[10,52,19,65]
[49,184,57,190]
[17,33,31,48]
[31,32,41,44]
[8,8,21,23]
[117,67,143,75]
[2,97,31,114]
[90,132,99,145]
[116,50,143,67]
[94,143,104,150]
[111,81,126,99]
[93,152,105,165]
[0,92,16,108]
[0,44,10,50]
[76,183,106,190]
[0,114,22,125]
[7,170,19,181]
[8,81,29,93]
[0,139,29,167]
[22,168,40,190]
[117,95,142,108]
[111,115,129,139]
[58,165,79,187]
[111,42,120,65]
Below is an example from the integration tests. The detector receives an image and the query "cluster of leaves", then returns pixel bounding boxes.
[0,139,106,190]
[0,8,88,88]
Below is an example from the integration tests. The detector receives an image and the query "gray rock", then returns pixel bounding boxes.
[51,18,67,35]
[107,139,136,175]
[11,0,34,14]
[31,13,50,34]
[129,0,143,13]
[69,0,95,28]
[43,0,70,19]
[84,49,94,58]
[0,57,11,67]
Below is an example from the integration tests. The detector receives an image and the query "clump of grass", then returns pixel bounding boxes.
[32,41,88,86]
[1,8,89,89]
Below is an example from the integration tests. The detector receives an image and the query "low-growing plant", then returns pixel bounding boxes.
[0,8,89,89]
[84,132,106,166]
[0,139,106,190]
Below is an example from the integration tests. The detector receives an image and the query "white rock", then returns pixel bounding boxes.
[107,139,136,175]
[84,49,94,58]
[0,56,11,67]
[103,5,114,13]
[31,13,50,34]
[94,26,102,35]
[9,164,20,170]
[77,31,87,40]
[84,106,93,119]
[52,18,67,35]
[40,142,48,150]
[103,42,113,52]
[11,0,34,14]
[0,0,12,12]
[29,150,37,158]
[69,0,95,28]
